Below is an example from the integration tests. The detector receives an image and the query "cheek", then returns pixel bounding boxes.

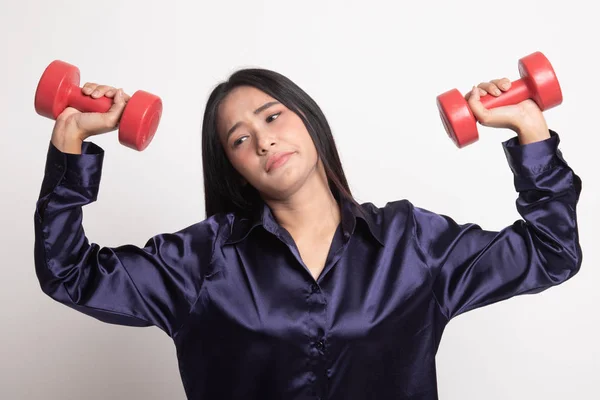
[285,118,316,152]
[229,151,259,178]
[297,127,318,160]
[229,152,248,171]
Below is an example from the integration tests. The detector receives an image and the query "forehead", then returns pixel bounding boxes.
[218,86,275,124]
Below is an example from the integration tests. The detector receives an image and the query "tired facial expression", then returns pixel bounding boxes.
[217,86,320,201]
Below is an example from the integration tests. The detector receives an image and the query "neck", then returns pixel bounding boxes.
[265,167,341,238]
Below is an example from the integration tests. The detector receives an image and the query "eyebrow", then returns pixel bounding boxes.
[226,101,280,139]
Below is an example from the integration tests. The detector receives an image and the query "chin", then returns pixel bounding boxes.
[262,170,309,200]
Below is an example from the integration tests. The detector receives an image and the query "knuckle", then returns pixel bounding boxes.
[488,83,500,93]
[479,83,492,91]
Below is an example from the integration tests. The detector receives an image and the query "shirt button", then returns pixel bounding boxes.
[315,340,324,350]
[311,284,320,293]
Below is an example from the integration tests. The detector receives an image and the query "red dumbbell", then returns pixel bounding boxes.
[34,60,162,151]
[436,51,563,148]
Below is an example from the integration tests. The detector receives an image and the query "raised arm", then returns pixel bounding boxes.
[414,130,582,321]
[416,78,582,321]
[34,139,219,337]
[33,83,219,337]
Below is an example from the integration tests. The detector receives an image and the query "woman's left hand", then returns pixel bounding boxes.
[466,78,550,145]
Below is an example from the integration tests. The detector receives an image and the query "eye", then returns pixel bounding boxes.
[266,112,281,123]
[233,136,248,147]
[231,112,281,148]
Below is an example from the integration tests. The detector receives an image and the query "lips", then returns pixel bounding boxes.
[266,151,295,172]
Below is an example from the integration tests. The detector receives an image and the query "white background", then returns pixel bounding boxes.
[1,0,598,399]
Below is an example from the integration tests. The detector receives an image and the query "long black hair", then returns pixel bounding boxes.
[201,68,356,218]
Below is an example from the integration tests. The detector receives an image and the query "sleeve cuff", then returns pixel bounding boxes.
[502,129,565,177]
[45,140,105,186]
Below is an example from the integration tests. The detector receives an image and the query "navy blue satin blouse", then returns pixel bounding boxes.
[34,130,583,399]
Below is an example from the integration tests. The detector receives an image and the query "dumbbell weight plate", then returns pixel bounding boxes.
[436,88,478,148]
[119,91,163,151]
[518,52,563,111]
[34,60,82,119]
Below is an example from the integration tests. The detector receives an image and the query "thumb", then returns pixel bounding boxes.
[103,89,129,127]
[467,86,493,125]
[467,86,519,129]
[56,106,81,121]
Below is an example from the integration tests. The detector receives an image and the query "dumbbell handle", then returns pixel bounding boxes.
[63,83,114,114]
[479,79,529,110]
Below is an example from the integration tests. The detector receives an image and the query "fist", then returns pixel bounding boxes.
[53,83,132,141]
[466,78,550,144]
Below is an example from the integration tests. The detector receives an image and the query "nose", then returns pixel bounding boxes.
[256,130,276,154]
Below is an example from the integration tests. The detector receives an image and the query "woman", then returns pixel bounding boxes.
[34,68,583,399]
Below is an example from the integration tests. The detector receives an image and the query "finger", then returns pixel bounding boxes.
[477,82,502,96]
[91,84,117,99]
[464,87,487,101]
[82,82,98,95]
[491,77,511,91]
[105,88,131,100]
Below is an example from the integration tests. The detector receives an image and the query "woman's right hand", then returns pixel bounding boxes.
[51,83,131,153]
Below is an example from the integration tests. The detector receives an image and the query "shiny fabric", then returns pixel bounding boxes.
[34,130,582,399]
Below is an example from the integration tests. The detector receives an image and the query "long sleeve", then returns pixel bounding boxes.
[33,140,218,337]
[413,130,583,321]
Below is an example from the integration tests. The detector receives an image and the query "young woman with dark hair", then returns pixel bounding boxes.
[34,67,582,399]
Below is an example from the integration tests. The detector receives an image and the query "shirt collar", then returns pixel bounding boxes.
[224,197,384,246]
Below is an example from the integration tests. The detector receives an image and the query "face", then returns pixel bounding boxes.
[217,85,321,201]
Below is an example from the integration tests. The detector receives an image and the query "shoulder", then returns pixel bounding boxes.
[164,212,235,247]
[358,198,416,222]
[357,198,458,232]
[352,199,419,243]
